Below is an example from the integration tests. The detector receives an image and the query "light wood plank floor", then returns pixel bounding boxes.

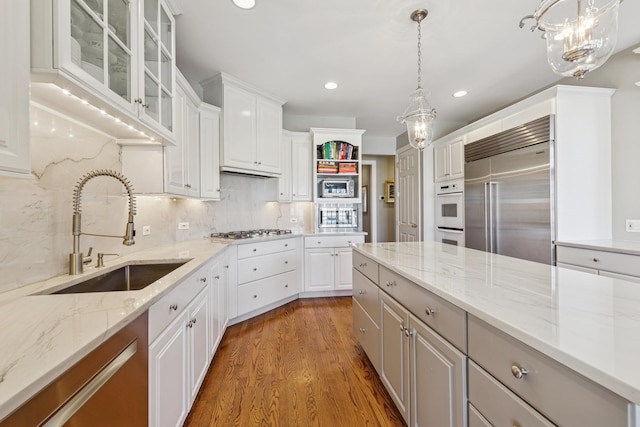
[185,297,405,427]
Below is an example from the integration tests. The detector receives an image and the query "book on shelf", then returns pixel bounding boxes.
[319,141,357,161]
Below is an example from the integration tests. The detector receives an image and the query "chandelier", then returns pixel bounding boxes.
[398,9,437,150]
[520,0,622,79]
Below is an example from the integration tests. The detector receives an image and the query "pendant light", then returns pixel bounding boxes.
[398,9,437,150]
[520,0,621,79]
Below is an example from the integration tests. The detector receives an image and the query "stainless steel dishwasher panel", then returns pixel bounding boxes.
[0,312,148,427]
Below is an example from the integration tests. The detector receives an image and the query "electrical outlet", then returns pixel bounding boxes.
[178,222,189,230]
[290,218,298,223]
[142,225,151,236]
[626,220,640,232]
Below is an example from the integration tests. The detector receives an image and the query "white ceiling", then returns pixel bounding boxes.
[175,0,640,139]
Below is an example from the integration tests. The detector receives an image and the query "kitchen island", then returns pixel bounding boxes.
[353,241,640,426]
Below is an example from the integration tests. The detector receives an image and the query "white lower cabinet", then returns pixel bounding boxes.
[304,235,364,292]
[208,254,228,355]
[556,244,640,283]
[233,237,301,319]
[148,259,221,427]
[380,292,466,427]
[149,287,209,427]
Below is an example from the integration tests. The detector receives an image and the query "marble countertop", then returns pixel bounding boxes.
[0,231,359,420]
[0,238,230,421]
[354,241,640,405]
[556,239,640,256]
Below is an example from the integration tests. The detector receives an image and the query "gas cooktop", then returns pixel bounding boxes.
[210,229,293,240]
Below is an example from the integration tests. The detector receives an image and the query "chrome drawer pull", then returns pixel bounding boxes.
[592,258,599,262]
[359,327,367,333]
[425,307,435,316]
[511,365,528,380]
[253,268,257,271]
[359,262,367,268]
[404,328,413,337]
[169,304,178,311]
[200,277,207,283]
[253,248,257,252]
[214,275,220,279]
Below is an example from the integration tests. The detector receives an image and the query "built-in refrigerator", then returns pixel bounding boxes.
[464,116,556,265]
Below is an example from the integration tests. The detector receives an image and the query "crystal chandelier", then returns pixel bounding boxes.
[398,9,437,150]
[520,0,622,79]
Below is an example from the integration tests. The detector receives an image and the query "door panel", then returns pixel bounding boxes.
[381,295,409,422]
[464,157,490,252]
[397,148,420,242]
[490,142,553,264]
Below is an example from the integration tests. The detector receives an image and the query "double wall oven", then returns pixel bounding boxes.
[435,179,464,246]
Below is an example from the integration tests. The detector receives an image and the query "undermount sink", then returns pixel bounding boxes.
[47,262,188,294]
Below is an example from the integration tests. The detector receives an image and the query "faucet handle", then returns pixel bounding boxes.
[96,252,120,268]
[82,247,93,266]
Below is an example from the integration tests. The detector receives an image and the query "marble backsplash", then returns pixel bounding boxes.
[0,105,312,293]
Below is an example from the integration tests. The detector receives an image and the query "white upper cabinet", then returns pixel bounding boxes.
[434,138,463,182]
[121,70,222,200]
[30,0,176,144]
[279,130,312,202]
[0,1,30,177]
[201,72,285,177]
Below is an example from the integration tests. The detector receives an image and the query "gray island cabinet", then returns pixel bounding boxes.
[352,242,640,427]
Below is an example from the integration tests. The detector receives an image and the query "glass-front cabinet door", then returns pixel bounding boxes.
[65,0,137,112]
[140,0,174,136]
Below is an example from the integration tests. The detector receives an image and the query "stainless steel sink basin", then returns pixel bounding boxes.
[49,262,188,294]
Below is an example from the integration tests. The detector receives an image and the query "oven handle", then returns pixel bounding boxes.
[436,192,463,197]
[437,227,464,234]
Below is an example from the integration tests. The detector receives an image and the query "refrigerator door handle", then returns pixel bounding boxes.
[488,182,498,254]
[484,182,490,253]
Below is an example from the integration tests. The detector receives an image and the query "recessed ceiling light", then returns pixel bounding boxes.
[633,47,640,54]
[232,0,255,9]
[452,90,468,98]
[635,81,640,87]
[324,81,338,90]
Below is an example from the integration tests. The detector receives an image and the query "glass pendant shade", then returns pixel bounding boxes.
[399,87,436,150]
[534,0,620,79]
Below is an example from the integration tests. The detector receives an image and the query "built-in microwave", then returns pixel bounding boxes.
[321,179,354,198]
[316,203,360,232]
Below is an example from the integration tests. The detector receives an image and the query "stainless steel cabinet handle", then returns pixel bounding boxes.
[511,365,528,379]
[187,320,194,328]
[224,265,229,269]
[253,294,258,299]
[284,261,289,264]
[593,258,600,262]
[399,324,405,331]
[359,262,367,267]
[425,307,435,316]
[285,284,289,288]
[358,290,365,295]
[411,223,417,228]
[192,318,197,324]
[284,243,289,247]
[200,277,207,283]
[359,328,366,333]
[214,275,220,279]
[169,304,178,311]
[253,248,257,252]
[404,327,413,337]
[253,268,257,271]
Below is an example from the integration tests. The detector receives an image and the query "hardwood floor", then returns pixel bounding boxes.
[185,297,405,427]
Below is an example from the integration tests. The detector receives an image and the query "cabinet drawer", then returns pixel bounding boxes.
[304,235,364,248]
[353,298,381,374]
[237,250,299,284]
[468,404,491,427]
[469,361,555,427]
[468,315,629,426]
[379,266,466,352]
[556,246,640,278]
[353,250,378,284]
[148,268,208,343]
[237,237,299,259]
[237,270,299,315]
[353,269,380,325]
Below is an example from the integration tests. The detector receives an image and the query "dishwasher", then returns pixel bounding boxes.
[1,312,148,426]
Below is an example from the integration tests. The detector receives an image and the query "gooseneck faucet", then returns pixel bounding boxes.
[69,169,137,275]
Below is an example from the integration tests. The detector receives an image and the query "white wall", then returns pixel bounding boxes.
[556,45,640,241]
[0,105,311,293]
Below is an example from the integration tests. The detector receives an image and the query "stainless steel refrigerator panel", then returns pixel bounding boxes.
[464,157,491,252]
[490,142,554,264]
